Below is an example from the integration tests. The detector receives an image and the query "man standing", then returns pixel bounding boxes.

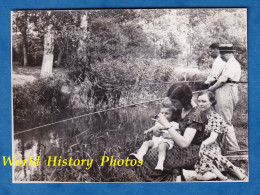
[208,44,241,151]
[205,43,226,86]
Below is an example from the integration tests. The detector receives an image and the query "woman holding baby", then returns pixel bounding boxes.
[134,83,247,181]
[135,83,207,181]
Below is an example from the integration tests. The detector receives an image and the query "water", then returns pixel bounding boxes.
[13,103,160,181]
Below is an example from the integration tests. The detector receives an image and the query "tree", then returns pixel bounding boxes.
[13,11,28,66]
[40,23,54,77]
[28,10,82,77]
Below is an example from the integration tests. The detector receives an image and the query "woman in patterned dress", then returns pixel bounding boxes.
[135,83,208,181]
[194,91,247,181]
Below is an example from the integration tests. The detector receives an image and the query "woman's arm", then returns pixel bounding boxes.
[156,113,196,148]
[199,132,219,157]
[168,127,196,148]
[202,131,218,146]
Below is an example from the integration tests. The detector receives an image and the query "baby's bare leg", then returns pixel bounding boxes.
[155,143,169,171]
[130,140,154,160]
[138,140,154,155]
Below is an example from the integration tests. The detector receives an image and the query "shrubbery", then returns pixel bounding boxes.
[13,76,71,119]
[13,56,212,122]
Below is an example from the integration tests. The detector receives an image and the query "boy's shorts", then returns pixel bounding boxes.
[152,135,174,150]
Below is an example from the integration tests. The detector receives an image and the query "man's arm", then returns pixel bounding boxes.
[208,75,228,92]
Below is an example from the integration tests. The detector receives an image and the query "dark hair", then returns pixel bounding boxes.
[209,43,219,49]
[161,97,182,121]
[198,91,217,106]
[167,83,192,108]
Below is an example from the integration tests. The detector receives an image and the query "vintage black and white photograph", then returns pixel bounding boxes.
[12,8,248,182]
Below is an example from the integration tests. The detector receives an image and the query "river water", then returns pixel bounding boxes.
[13,103,160,181]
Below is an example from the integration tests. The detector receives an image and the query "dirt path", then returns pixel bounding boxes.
[12,66,67,86]
[12,66,40,85]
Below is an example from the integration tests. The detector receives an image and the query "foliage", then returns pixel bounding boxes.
[13,76,72,120]
[13,67,248,182]
[12,9,247,69]
[12,9,247,102]
[12,9,248,182]
[176,9,247,69]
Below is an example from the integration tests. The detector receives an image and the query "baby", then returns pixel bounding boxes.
[130,97,181,171]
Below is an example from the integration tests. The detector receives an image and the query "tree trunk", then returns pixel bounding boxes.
[22,34,28,67]
[57,49,63,67]
[21,12,28,67]
[41,24,54,77]
[77,13,88,63]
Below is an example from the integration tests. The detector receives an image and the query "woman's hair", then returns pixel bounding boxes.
[167,83,192,108]
[161,97,182,121]
[198,91,217,106]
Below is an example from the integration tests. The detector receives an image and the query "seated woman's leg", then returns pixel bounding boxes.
[211,169,228,181]
[213,155,247,180]
[195,171,217,181]
[136,144,200,181]
[229,167,247,180]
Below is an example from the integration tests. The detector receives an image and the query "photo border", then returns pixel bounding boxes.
[0,0,259,194]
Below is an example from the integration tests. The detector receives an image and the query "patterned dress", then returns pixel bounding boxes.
[136,107,208,181]
[195,111,236,174]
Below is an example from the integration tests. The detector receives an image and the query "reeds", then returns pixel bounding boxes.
[13,61,248,182]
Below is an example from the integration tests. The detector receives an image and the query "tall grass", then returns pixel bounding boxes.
[13,59,248,182]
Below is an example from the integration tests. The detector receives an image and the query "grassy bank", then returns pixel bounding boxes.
[12,61,248,182]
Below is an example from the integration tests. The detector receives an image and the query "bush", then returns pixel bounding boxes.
[13,76,71,120]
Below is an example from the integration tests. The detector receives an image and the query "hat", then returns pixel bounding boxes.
[219,44,235,52]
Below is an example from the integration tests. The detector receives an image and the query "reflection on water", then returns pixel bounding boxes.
[13,103,160,182]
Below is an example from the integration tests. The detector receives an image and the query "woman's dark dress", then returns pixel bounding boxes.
[136,107,208,181]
